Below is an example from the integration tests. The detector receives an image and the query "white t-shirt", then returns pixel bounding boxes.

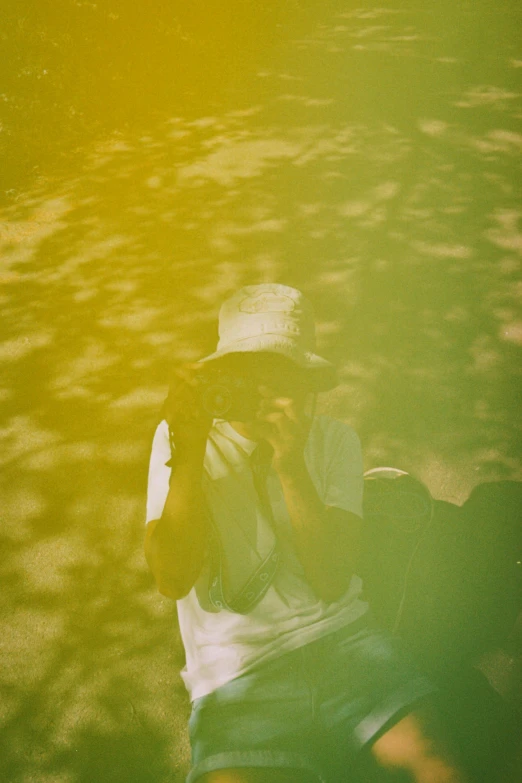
[146,415,368,701]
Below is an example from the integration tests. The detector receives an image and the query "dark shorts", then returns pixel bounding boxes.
[187,616,435,782]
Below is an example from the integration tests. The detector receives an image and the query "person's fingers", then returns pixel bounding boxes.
[279,397,300,423]
[258,385,277,399]
[259,412,297,435]
[168,379,199,413]
[259,399,304,429]
[166,364,211,426]
[173,362,203,387]
[262,411,284,424]
[258,390,293,410]
[257,397,285,414]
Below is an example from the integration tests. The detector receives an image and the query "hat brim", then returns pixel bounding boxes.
[197,336,338,391]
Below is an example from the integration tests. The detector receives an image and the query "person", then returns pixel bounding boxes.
[144,284,470,783]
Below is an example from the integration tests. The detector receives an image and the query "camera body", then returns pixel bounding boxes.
[194,368,260,421]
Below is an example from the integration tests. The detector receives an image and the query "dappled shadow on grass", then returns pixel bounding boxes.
[0,453,191,782]
[1,4,521,781]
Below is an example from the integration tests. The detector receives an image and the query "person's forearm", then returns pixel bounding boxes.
[145,450,208,599]
[276,456,359,602]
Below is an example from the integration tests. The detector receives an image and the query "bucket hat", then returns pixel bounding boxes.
[198,284,337,390]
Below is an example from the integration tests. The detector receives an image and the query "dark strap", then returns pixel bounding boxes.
[207,527,280,614]
[208,440,280,614]
[167,425,281,614]
[250,440,275,509]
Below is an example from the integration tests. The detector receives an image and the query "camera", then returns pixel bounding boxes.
[194,368,261,421]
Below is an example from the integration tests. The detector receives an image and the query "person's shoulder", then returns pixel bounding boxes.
[307,415,362,467]
[311,414,360,446]
[306,416,363,495]
[153,418,169,437]
[151,418,170,450]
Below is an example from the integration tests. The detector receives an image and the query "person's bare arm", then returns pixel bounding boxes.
[276,459,362,602]
[144,366,212,600]
[258,389,362,603]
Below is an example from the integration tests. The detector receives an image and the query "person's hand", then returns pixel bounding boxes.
[255,386,313,474]
[164,363,213,459]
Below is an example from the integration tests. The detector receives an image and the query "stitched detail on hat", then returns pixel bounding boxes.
[258,320,300,335]
[239,293,296,314]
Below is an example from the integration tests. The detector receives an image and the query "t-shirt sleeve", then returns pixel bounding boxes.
[145,419,173,524]
[319,417,364,518]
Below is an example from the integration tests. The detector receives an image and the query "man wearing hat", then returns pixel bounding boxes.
[144,285,469,783]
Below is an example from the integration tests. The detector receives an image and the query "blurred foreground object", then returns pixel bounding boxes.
[360,471,522,783]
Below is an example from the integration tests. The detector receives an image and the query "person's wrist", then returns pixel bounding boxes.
[170,430,208,466]
[178,440,207,461]
[273,450,307,479]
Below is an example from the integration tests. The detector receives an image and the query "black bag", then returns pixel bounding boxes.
[360,470,522,675]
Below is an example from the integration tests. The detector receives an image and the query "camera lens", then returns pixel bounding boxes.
[201,383,233,418]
